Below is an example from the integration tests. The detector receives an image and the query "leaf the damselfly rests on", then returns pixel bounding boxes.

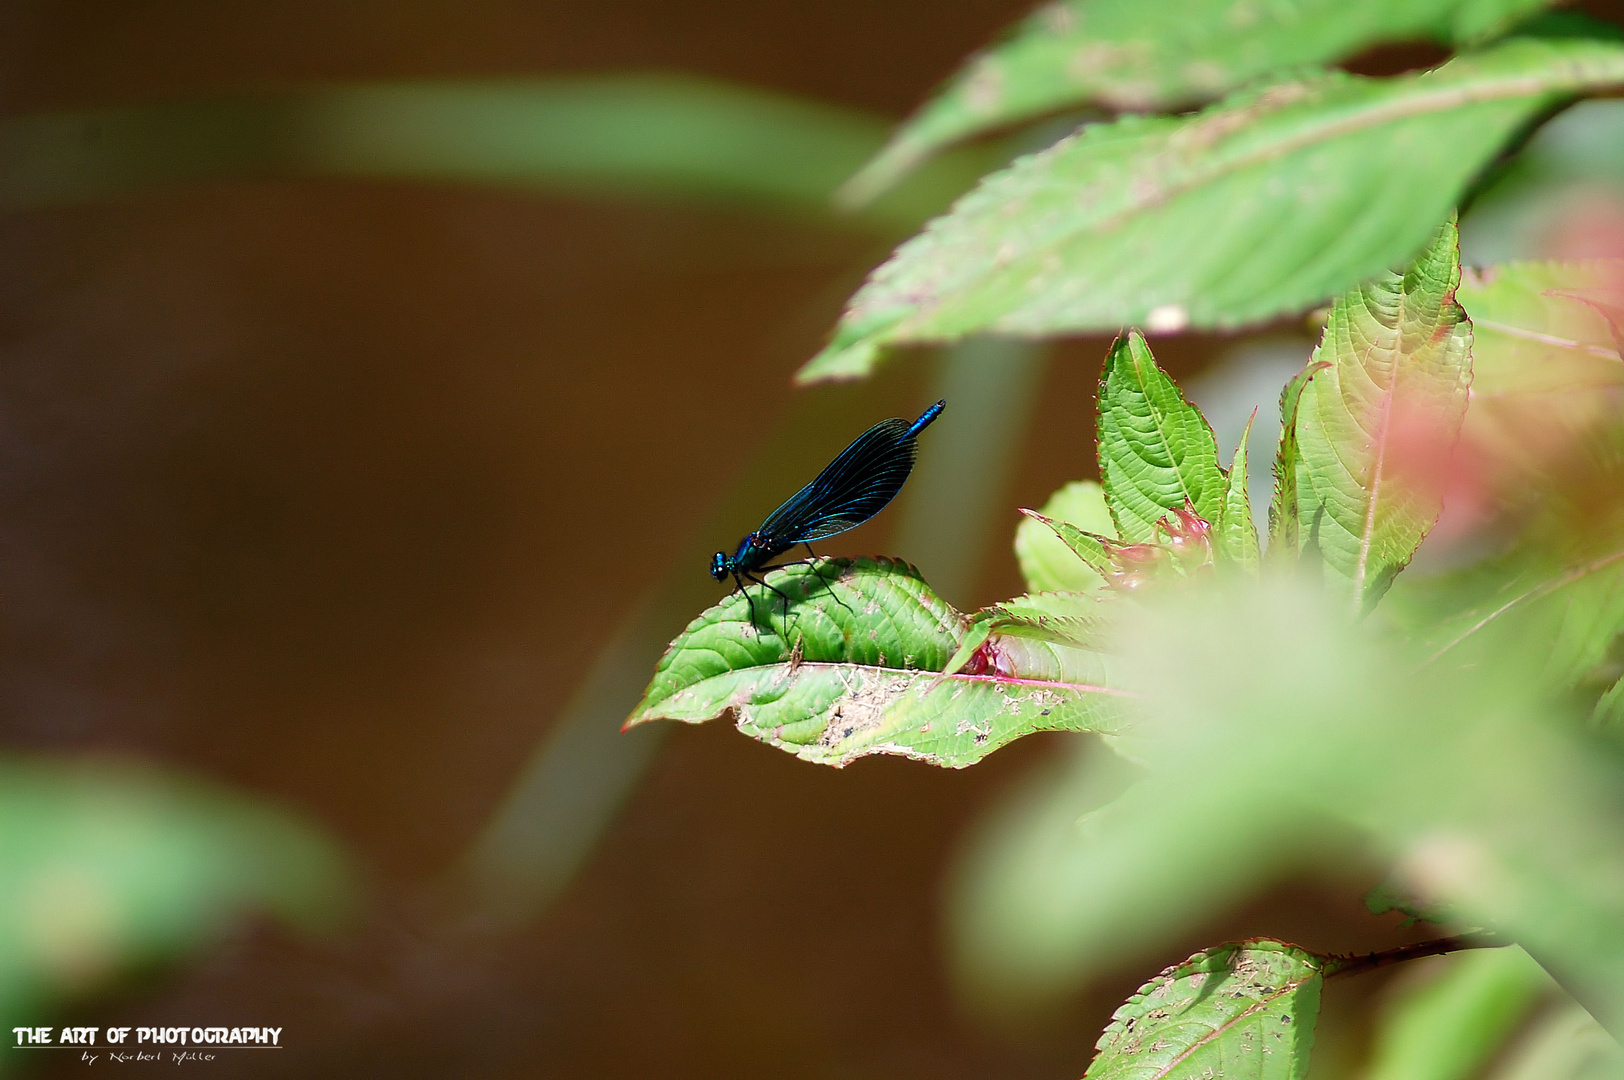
[628,558,1126,768]
[800,37,1624,384]
[1292,217,1472,614]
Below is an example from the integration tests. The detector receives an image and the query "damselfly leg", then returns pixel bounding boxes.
[734,570,795,637]
[801,544,856,617]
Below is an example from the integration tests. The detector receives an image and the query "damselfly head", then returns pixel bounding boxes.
[709,551,729,582]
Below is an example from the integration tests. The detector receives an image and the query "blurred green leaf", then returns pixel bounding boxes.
[951,579,1624,1030]
[1219,414,1262,573]
[0,75,994,232]
[1292,217,1472,614]
[1486,1001,1624,1080]
[1366,879,1463,927]
[1385,258,1624,691]
[1594,675,1624,734]
[1364,948,1552,1080]
[1399,547,1624,687]
[627,558,1125,767]
[1082,940,1321,1080]
[1097,331,1225,542]
[1015,480,1116,593]
[0,757,351,1023]
[841,0,1558,203]
[1455,259,1624,495]
[799,37,1624,383]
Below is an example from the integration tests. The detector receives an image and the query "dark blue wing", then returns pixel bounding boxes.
[758,417,919,544]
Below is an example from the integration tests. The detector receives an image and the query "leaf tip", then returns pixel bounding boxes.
[795,337,883,385]
[833,135,927,210]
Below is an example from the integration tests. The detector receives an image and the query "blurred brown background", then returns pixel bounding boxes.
[0,2,1566,1076]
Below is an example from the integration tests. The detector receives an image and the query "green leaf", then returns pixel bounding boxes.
[1365,880,1462,927]
[1014,480,1116,592]
[1020,510,1119,586]
[800,37,1624,383]
[841,0,1558,202]
[628,558,1125,768]
[1097,331,1225,542]
[1364,947,1551,1080]
[0,758,352,1021]
[1294,217,1472,614]
[1400,547,1624,687]
[982,590,1107,649]
[1455,260,1624,489]
[1083,940,1322,1080]
[1268,360,1329,556]
[1595,674,1624,734]
[1219,413,1262,572]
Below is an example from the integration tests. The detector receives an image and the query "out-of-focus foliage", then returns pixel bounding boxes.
[1488,1002,1624,1080]
[951,577,1624,1029]
[1364,948,1552,1080]
[0,758,352,1023]
[801,36,1624,383]
[840,0,1558,203]
[1455,259,1624,501]
[1461,98,1624,264]
[0,75,996,233]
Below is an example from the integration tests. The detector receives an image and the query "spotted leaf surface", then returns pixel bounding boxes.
[1083,940,1322,1080]
[628,558,1125,767]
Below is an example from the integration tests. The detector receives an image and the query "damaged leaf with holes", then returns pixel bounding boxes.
[1083,940,1322,1080]
[626,557,1127,767]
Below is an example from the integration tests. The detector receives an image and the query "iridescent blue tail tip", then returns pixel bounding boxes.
[907,399,946,438]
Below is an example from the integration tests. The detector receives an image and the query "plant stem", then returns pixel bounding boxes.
[1321,934,1503,979]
